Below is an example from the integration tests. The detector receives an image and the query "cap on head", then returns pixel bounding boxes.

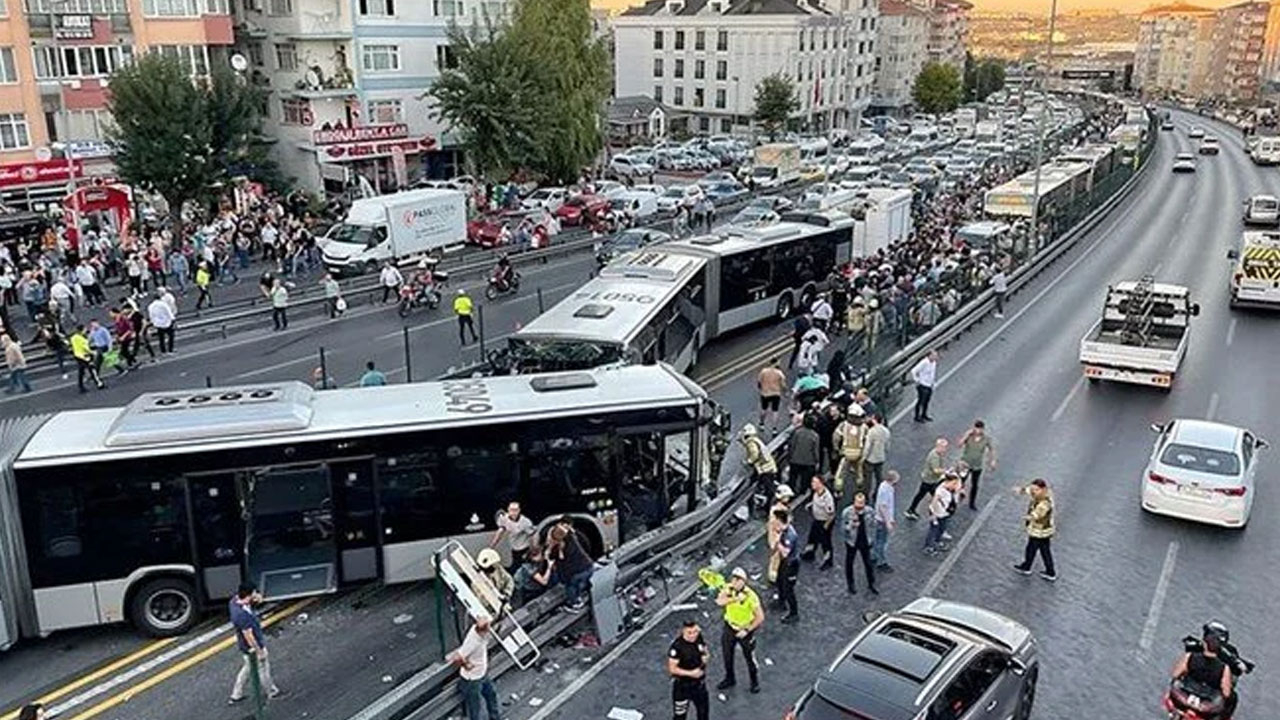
[741,423,758,437]
[848,404,865,417]
[476,548,501,569]
[775,483,795,500]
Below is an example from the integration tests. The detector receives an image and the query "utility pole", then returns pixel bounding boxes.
[1028,0,1058,253]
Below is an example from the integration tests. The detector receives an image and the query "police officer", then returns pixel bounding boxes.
[668,619,710,720]
[715,567,763,694]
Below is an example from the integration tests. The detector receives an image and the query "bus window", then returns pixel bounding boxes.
[616,428,696,539]
[377,450,446,542]
[189,473,243,599]
[520,432,611,535]
[772,233,830,294]
[721,248,772,310]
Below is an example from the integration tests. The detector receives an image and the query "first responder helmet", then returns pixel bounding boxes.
[477,548,501,569]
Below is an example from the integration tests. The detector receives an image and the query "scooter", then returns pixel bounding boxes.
[1162,629,1254,720]
[485,270,521,300]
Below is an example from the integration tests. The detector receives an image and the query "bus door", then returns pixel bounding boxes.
[242,464,338,600]
[330,459,379,584]
[614,422,698,540]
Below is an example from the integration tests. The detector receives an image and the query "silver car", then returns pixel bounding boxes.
[787,598,1038,720]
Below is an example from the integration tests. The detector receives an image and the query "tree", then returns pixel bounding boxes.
[971,59,1006,101]
[913,62,964,115]
[429,0,610,183]
[108,55,270,214]
[753,74,799,140]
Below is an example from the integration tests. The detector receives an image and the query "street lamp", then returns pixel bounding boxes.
[1029,0,1058,251]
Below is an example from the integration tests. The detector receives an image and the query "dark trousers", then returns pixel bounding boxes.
[458,314,477,344]
[156,326,175,354]
[272,307,288,330]
[865,462,885,495]
[907,482,939,514]
[672,680,710,720]
[914,384,933,420]
[76,356,102,391]
[776,559,799,617]
[1019,536,1056,575]
[134,332,155,361]
[196,286,213,309]
[802,519,833,565]
[458,677,501,720]
[788,463,816,487]
[381,285,397,303]
[994,290,1006,315]
[326,297,340,319]
[719,623,759,686]
[967,469,982,509]
[844,541,876,592]
[787,336,802,368]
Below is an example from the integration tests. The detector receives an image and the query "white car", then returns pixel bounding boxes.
[1172,153,1197,173]
[1198,137,1220,155]
[521,187,568,212]
[1143,419,1266,528]
[632,182,665,197]
[656,184,704,213]
[1189,126,1206,139]
[609,154,655,178]
[592,180,628,199]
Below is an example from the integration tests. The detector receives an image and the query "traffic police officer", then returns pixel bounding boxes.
[667,619,710,720]
[715,567,763,694]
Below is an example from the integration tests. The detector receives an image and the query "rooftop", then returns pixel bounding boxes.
[621,0,821,16]
[1140,2,1213,16]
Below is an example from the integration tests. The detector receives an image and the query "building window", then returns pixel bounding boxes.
[29,0,128,10]
[275,43,298,71]
[699,116,709,132]
[674,86,684,105]
[247,41,264,67]
[654,29,664,49]
[268,0,291,15]
[798,30,805,51]
[142,0,199,15]
[694,59,704,79]
[367,99,403,123]
[695,30,705,51]
[715,88,725,108]
[359,0,395,14]
[822,29,828,49]
[205,0,230,12]
[436,45,456,70]
[675,30,685,50]
[0,48,15,84]
[35,45,133,79]
[654,85,664,103]
[281,98,311,125]
[155,44,208,75]
[716,59,726,80]
[674,58,684,78]
[362,44,401,72]
[694,87,704,107]
[0,113,30,150]
[653,57,663,77]
[64,109,114,140]
[717,30,728,51]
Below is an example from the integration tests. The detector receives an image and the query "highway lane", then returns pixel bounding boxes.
[515,114,1280,719]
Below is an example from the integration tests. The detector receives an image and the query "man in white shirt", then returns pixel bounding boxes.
[810,295,834,332]
[148,291,177,354]
[911,350,939,423]
[379,263,404,304]
[923,473,963,556]
[450,613,501,720]
[991,267,1009,319]
[75,262,104,306]
[50,278,75,318]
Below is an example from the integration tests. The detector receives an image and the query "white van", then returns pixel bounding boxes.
[1243,195,1280,226]
[609,190,660,220]
[1250,136,1280,165]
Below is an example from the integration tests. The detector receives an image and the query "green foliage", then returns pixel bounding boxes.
[106,54,269,212]
[752,74,799,140]
[963,54,1006,102]
[913,62,964,115]
[428,0,611,183]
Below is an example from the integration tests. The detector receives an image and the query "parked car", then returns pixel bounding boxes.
[520,187,568,212]
[703,181,749,205]
[467,208,557,249]
[656,184,704,213]
[697,171,739,189]
[554,194,610,226]
[594,228,672,266]
[593,180,628,199]
[609,154,655,179]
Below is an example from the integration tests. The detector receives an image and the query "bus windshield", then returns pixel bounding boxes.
[505,337,629,371]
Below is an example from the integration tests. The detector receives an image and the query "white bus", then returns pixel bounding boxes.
[1056,143,1118,191]
[0,365,717,645]
[983,162,1091,219]
[504,212,855,373]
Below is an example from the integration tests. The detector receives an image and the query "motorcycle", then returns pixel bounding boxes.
[1163,627,1254,720]
[485,269,521,300]
[397,270,448,318]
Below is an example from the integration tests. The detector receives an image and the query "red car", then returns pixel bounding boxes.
[467,209,554,249]
[554,194,610,226]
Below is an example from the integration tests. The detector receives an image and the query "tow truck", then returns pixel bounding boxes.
[1079,276,1200,391]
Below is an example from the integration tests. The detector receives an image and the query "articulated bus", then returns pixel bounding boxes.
[0,364,716,646]
[1056,143,1118,191]
[504,211,855,374]
[982,162,1091,220]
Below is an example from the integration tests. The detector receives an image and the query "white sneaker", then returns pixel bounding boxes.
[941,532,954,541]
[994,312,1005,319]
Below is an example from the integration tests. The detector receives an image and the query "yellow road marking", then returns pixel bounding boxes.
[0,637,178,720]
[61,598,316,720]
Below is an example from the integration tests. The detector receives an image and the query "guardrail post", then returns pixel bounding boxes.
[478,305,486,358]
[537,287,545,315]
[403,326,412,383]
[220,324,227,340]
[319,346,330,389]
[206,376,213,388]
[248,651,268,720]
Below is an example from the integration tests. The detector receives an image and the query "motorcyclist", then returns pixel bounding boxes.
[1171,632,1234,718]
[493,254,514,292]
[412,258,437,292]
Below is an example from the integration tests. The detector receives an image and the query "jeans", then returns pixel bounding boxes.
[6,368,31,393]
[924,515,950,551]
[458,677,502,720]
[565,568,592,606]
[843,541,876,592]
[272,307,288,330]
[914,384,933,420]
[967,469,983,509]
[776,559,799,617]
[871,521,890,566]
[156,326,175,353]
[1019,536,1056,575]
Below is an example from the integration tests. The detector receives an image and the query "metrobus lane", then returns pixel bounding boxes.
[0,360,771,720]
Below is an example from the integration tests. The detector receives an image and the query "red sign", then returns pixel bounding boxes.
[0,159,83,188]
[312,123,409,146]
[322,136,436,161]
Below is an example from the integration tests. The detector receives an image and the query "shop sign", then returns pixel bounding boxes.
[312,123,409,146]
[55,15,94,40]
[0,159,83,188]
[320,136,436,161]
[65,140,115,160]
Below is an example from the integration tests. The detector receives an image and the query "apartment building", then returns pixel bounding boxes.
[612,0,880,136]
[1209,1,1268,103]
[871,0,927,114]
[0,0,233,210]
[237,0,502,193]
[1135,3,1221,98]
[910,0,968,70]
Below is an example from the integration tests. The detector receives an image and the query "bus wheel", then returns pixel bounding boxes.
[776,294,794,320]
[131,577,198,637]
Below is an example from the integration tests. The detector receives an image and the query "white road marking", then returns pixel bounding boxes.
[373,280,582,341]
[1225,317,1237,347]
[1050,375,1087,423]
[1138,541,1180,654]
[920,494,1004,597]
[232,354,316,379]
[1206,392,1220,421]
[1151,261,1163,276]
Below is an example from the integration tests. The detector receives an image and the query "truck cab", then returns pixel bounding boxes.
[1079,277,1199,391]
[1228,231,1280,308]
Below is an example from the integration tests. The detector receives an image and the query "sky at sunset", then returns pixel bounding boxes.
[590,0,1243,15]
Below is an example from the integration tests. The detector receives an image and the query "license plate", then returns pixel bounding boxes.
[1178,485,1211,499]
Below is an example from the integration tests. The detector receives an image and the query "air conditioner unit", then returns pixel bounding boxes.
[68,79,82,90]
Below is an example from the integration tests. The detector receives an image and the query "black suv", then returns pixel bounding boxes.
[786,598,1038,720]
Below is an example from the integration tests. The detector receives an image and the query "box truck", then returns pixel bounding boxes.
[320,188,467,276]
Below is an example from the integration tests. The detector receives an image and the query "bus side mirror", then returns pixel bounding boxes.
[1191,303,1201,316]
[1227,249,1239,260]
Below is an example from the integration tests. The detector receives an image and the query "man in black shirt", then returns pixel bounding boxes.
[668,619,710,720]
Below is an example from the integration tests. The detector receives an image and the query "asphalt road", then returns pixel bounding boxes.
[486,110,1280,720]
